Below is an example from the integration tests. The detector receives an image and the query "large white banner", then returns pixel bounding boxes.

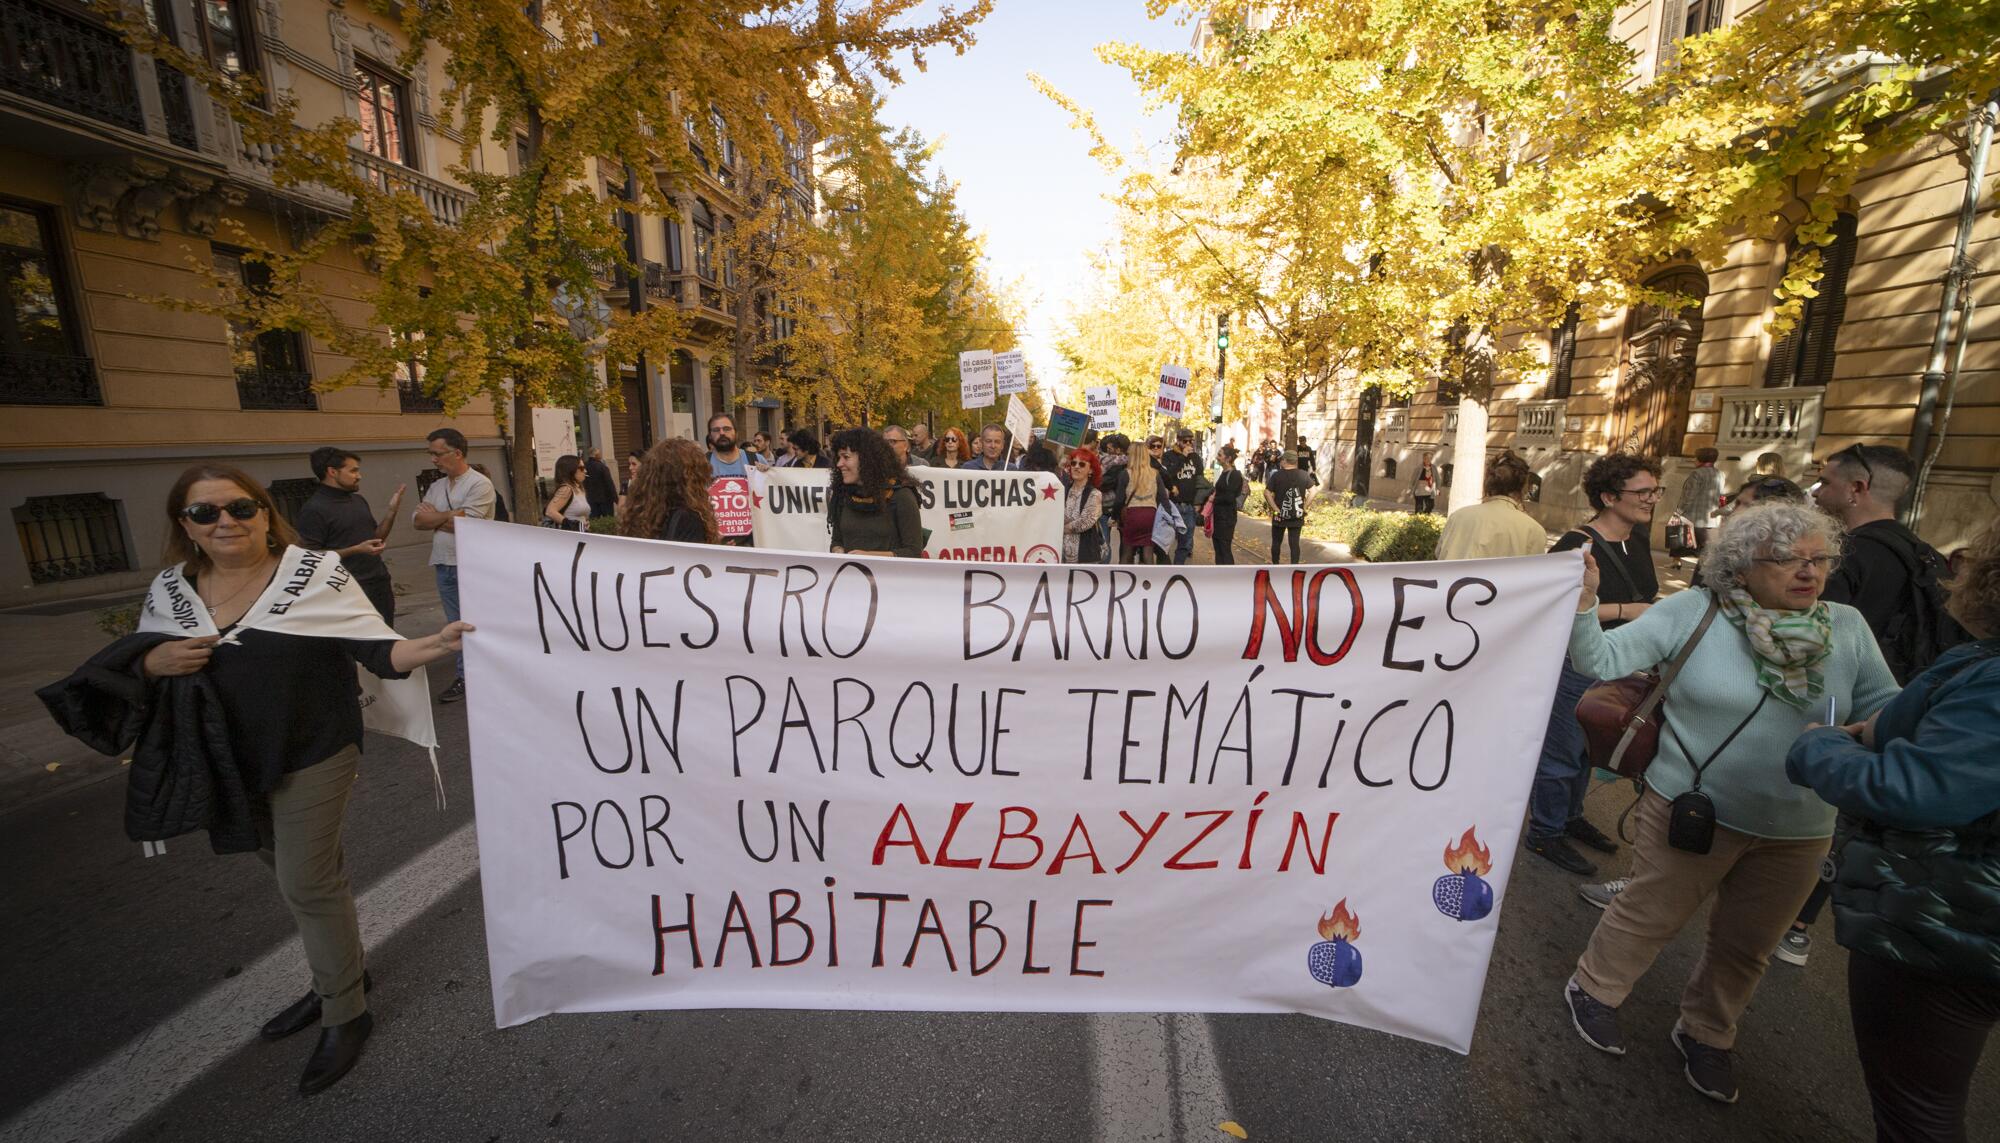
[750,467,1064,563]
[458,520,1579,1052]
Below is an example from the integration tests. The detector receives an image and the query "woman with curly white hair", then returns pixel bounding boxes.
[1559,500,1899,1105]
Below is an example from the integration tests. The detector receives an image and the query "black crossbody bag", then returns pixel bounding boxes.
[1660,692,1769,854]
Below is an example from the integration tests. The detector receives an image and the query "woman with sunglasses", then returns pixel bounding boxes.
[116,465,467,1093]
[1062,449,1104,563]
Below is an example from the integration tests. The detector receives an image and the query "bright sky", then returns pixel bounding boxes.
[876,1,1195,393]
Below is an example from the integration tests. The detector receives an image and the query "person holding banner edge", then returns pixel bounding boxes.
[1062,448,1105,563]
[124,464,473,1094]
[1560,500,1898,1105]
[828,428,923,558]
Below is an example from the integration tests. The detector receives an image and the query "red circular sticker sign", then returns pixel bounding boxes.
[709,477,755,538]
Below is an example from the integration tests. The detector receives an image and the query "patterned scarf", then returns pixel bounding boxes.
[1715,587,1835,708]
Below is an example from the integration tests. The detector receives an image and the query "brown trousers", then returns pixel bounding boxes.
[1574,790,1827,1049]
[256,745,367,1026]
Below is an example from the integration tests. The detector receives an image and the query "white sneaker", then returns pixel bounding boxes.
[1774,928,1811,966]
[1578,878,1629,911]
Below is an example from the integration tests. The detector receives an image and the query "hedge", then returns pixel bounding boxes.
[1299,493,1444,563]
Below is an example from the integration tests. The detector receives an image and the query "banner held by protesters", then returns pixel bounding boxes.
[751,466,1063,563]
[458,521,1579,1052]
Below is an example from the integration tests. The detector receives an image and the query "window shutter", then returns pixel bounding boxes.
[1656,0,1688,67]
[1801,213,1858,389]
[1548,304,1578,399]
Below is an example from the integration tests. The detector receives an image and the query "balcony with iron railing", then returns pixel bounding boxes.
[235,367,317,410]
[0,350,100,405]
[0,0,144,132]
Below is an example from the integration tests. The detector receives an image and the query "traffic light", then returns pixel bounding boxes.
[1216,313,1230,350]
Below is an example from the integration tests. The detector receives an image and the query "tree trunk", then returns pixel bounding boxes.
[1446,393,1492,514]
[510,389,539,524]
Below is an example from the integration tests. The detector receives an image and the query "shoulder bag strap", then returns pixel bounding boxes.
[1581,525,1642,600]
[1666,690,1771,791]
[1608,594,1721,767]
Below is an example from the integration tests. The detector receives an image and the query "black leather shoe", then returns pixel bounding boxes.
[299,1011,373,1096]
[1567,817,1621,855]
[438,679,465,704]
[261,970,372,1041]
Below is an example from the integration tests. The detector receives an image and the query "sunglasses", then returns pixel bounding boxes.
[181,498,263,525]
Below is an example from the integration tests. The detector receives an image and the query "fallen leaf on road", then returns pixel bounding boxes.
[45,763,59,772]
[1218,1122,1248,1139]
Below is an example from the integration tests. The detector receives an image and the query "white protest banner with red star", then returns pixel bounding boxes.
[747,466,1064,563]
[457,518,1580,1053]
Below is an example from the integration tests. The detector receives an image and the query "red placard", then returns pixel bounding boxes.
[709,476,754,538]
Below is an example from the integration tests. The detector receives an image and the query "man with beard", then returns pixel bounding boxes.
[706,413,753,545]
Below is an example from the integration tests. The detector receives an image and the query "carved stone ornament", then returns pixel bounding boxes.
[329,10,355,78]
[367,23,396,62]
[179,178,247,237]
[69,163,146,233]
[118,160,180,241]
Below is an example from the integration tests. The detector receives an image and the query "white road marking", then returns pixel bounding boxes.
[0,823,479,1143]
[1089,1012,1236,1142]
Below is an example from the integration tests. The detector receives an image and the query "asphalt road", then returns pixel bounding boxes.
[3,539,1992,1143]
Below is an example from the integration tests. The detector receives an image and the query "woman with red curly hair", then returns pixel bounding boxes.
[619,439,720,544]
[934,427,971,470]
[1062,448,1104,563]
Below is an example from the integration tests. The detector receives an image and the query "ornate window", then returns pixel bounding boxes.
[692,199,716,281]
[1613,267,1707,461]
[14,493,130,584]
[1766,212,1858,389]
[355,59,412,167]
[0,200,97,405]
[196,0,256,82]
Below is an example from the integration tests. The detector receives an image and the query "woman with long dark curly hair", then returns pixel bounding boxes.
[619,438,720,544]
[827,427,922,558]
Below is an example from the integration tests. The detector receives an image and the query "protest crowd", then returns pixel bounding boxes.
[34,405,1999,1143]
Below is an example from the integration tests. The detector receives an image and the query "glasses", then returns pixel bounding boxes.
[1617,486,1664,500]
[1755,555,1842,574]
[181,498,263,525]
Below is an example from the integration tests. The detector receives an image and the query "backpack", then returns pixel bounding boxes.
[1864,526,1972,684]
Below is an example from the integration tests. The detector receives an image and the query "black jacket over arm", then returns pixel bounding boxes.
[37,633,260,854]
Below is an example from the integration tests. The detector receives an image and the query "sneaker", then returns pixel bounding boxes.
[1578,878,1630,911]
[1564,978,1626,1055]
[1527,834,1598,877]
[1566,817,1620,855]
[1773,927,1811,967]
[1672,1023,1739,1104]
[439,679,466,704]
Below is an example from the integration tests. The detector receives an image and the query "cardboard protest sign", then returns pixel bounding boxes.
[959,350,996,410]
[1085,386,1119,431]
[708,477,754,538]
[1047,406,1090,448]
[1004,394,1033,450]
[994,350,1028,396]
[751,467,1062,563]
[1156,364,1191,418]
[459,518,1580,1052]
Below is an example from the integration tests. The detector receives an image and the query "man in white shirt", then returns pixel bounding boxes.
[413,427,494,702]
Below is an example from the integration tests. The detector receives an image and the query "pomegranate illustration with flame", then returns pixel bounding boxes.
[1433,827,1495,922]
[1306,899,1363,988]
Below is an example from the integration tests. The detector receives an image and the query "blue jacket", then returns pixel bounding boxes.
[1786,639,2000,985]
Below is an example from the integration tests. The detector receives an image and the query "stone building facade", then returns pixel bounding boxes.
[1228,0,1998,554]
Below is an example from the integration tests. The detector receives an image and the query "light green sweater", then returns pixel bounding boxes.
[1568,588,1900,839]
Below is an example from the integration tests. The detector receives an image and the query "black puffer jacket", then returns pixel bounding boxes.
[37,633,260,854]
